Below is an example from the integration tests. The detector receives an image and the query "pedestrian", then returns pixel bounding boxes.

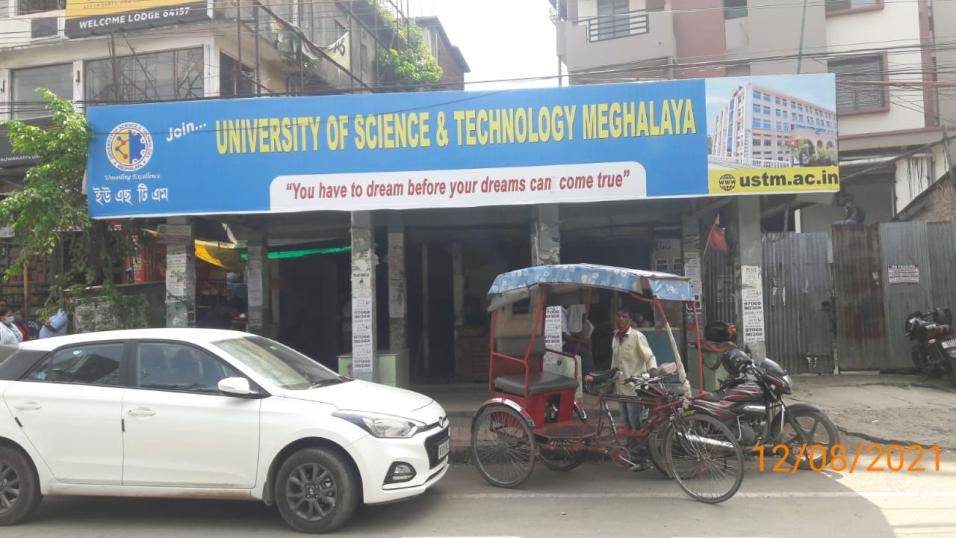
[611,307,658,471]
[561,304,594,376]
[0,308,23,345]
[39,306,69,339]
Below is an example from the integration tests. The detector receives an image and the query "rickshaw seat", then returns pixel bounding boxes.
[493,372,578,396]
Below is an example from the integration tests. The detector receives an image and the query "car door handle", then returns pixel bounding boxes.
[128,407,156,417]
[14,402,41,411]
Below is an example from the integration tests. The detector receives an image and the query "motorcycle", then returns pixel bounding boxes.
[648,322,839,473]
[905,308,956,388]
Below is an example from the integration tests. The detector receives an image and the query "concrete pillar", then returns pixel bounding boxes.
[245,235,271,336]
[682,214,703,316]
[735,197,767,359]
[531,204,560,265]
[387,216,407,352]
[164,217,195,328]
[452,241,465,380]
[350,211,377,382]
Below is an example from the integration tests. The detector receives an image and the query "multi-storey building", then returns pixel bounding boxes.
[551,0,956,229]
[0,1,466,168]
[711,82,837,166]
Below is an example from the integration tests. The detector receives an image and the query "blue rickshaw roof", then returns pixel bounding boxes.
[487,264,695,305]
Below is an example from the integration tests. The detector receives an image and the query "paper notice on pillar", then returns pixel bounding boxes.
[543,306,564,372]
[246,246,264,307]
[740,265,765,344]
[165,250,187,298]
[684,256,702,301]
[351,297,374,373]
[270,163,646,212]
[351,269,372,299]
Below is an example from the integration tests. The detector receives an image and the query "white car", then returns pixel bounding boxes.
[0,329,450,533]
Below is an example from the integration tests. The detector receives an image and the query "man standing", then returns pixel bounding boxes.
[611,308,658,470]
[39,307,69,339]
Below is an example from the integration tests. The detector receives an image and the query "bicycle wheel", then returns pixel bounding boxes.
[664,414,744,504]
[471,405,536,488]
[539,440,587,472]
[647,424,671,477]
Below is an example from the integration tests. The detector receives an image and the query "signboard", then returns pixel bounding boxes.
[741,265,765,344]
[888,264,920,284]
[85,74,839,218]
[65,0,209,38]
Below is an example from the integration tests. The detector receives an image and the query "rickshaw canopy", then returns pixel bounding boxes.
[487,263,695,311]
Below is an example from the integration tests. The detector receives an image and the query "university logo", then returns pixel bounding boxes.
[106,122,153,172]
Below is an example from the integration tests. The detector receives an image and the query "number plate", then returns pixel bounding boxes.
[942,338,956,349]
[437,438,450,460]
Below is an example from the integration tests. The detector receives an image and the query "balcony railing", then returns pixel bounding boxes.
[585,10,650,43]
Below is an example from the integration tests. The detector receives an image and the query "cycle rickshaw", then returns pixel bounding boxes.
[470,264,744,503]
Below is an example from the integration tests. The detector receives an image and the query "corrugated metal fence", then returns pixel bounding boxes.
[762,232,833,374]
[829,221,956,370]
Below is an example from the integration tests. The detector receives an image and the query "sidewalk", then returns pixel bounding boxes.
[416,372,956,460]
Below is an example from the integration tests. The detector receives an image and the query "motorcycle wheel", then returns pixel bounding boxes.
[778,409,840,470]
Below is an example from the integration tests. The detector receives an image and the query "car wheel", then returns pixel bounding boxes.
[0,446,42,526]
[274,447,360,534]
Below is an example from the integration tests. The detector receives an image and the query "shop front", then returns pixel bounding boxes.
[82,73,842,386]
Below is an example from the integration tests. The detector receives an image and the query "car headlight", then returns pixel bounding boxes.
[333,411,425,438]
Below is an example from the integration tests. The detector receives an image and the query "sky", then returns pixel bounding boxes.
[406,0,559,90]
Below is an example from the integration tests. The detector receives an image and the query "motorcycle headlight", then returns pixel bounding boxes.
[782,374,792,393]
[333,411,425,438]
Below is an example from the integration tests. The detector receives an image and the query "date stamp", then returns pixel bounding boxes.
[753,443,942,473]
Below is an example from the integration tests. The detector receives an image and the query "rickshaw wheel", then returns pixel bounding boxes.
[664,414,744,504]
[471,405,536,488]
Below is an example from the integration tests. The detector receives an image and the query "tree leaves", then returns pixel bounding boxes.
[0,89,139,312]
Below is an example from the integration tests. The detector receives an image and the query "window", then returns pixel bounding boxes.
[360,43,369,76]
[775,109,782,117]
[215,336,345,391]
[85,48,203,105]
[763,94,771,102]
[219,53,254,98]
[27,343,123,386]
[829,55,886,113]
[724,0,747,19]
[763,106,771,115]
[595,0,630,40]
[17,0,64,15]
[753,104,762,114]
[826,0,880,14]
[753,90,762,100]
[135,342,241,394]
[11,63,73,120]
[753,118,761,128]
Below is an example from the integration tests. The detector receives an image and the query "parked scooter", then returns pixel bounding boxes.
[905,308,956,388]
[656,322,840,471]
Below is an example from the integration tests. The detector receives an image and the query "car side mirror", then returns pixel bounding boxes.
[218,377,253,397]
[659,362,678,375]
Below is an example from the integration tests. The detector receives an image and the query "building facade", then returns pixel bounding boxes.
[551,0,956,230]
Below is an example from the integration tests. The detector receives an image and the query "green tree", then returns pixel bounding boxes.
[0,89,139,313]
[374,5,443,89]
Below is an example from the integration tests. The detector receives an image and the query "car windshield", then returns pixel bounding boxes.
[214,336,348,390]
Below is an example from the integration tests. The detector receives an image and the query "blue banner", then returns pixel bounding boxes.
[85,73,838,218]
